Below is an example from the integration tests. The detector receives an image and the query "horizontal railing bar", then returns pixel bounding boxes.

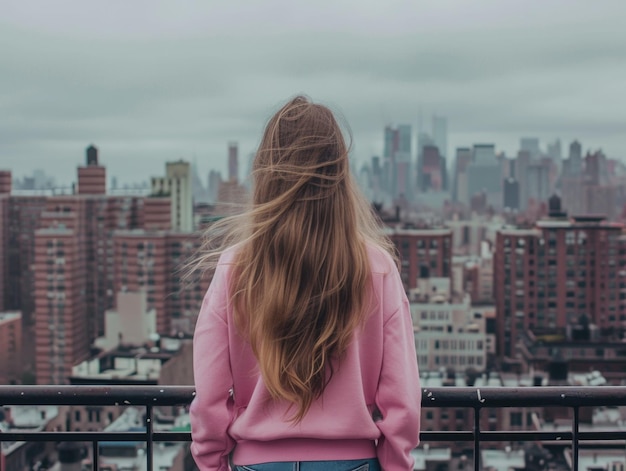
[0,385,195,406]
[420,386,626,407]
[0,432,191,442]
[421,431,626,441]
[3,386,626,407]
[3,430,625,443]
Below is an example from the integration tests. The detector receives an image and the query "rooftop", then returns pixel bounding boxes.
[0,311,21,323]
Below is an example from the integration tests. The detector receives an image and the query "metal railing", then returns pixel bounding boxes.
[2,386,626,471]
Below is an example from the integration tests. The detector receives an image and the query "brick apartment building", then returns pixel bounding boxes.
[494,196,626,359]
[0,146,207,384]
[385,227,453,291]
[0,312,21,384]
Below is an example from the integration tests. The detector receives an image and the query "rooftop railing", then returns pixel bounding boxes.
[2,386,626,471]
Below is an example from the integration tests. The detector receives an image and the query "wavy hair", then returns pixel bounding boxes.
[188,96,395,422]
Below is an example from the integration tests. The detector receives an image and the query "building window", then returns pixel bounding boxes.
[510,412,522,426]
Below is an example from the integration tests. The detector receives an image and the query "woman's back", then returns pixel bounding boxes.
[189,96,421,471]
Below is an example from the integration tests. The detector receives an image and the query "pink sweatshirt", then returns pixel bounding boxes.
[190,244,421,471]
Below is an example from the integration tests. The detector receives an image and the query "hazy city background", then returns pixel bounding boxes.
[2,2,626,471]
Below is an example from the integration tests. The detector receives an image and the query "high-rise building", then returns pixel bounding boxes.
[416,132,433,192]
[566,140,583,176]
[207,170,222,203]
[370,156,384,203]
[34,215,90,385]
[520,137,541,159]
[112,230,206,336]
[228,142,239,183]
[526,161,551,206]
[494,198,626,358]
[151,160,193,232]
[514,150,532,211]
[452,148,472,203]
[2,149,210,384]
[77,145,106,195]
[386,227,452,290]
[420,146,444,192]
[0,312,21,384]
[547,139,562,162]
[383,125,413,199]
[432,115,447,160]
[467,144,502,209]
[0,171,10,313]
[503,178,520,211]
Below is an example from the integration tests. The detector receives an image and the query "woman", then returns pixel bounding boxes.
[189,96,421,471]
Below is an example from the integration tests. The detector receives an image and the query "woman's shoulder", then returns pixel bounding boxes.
[365,240,397,275]
[217,244,240,266]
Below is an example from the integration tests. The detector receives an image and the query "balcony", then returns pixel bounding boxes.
[1,386,626,471]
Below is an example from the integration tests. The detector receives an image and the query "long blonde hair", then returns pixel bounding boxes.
[190,96,395,422]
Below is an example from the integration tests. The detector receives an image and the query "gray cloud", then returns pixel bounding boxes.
[1,0,625,184]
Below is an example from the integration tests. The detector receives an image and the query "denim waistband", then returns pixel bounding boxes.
[233,458,381,471]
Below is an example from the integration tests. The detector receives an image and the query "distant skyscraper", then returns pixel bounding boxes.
[420,146,444,192]
[467,144,502,208]
[473,144,497,165]
[515,150,532,210]
[383,125,412,198]
[526,162,551,205]
[191,160,209,203]
[395,125,412,198]
[520,137,541,159]
[370,156,384,202]
[547,139,562,161]
[432,115,447,159]
[503,178,520,211]
[384,126,399,160]
[452,147,472,203]
[568,140,583,175]
[207,170,222,203]
[228,142,239,183]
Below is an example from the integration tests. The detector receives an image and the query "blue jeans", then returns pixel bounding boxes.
[233,458,381,471]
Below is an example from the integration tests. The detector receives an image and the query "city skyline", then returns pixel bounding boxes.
[2,1,625,183]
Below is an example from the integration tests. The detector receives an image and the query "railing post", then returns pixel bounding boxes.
[92,440,99,471]
[473,406,481,470]
[146,405,154,471]
[572,406,579,471]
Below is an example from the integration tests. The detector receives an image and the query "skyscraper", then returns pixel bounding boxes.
[151,160,193,232]
[432,115,447,160]
[452,148,472,203]
[228,142,239,183]
[520,137,541,159]
[395,125,413,198]
[466,144,502,208]
[383,125,413,199]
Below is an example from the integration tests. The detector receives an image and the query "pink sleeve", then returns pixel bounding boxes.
[375,268,421,471]
[190,262,236,471]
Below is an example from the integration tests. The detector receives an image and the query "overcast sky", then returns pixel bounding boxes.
[1,0,625,186]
